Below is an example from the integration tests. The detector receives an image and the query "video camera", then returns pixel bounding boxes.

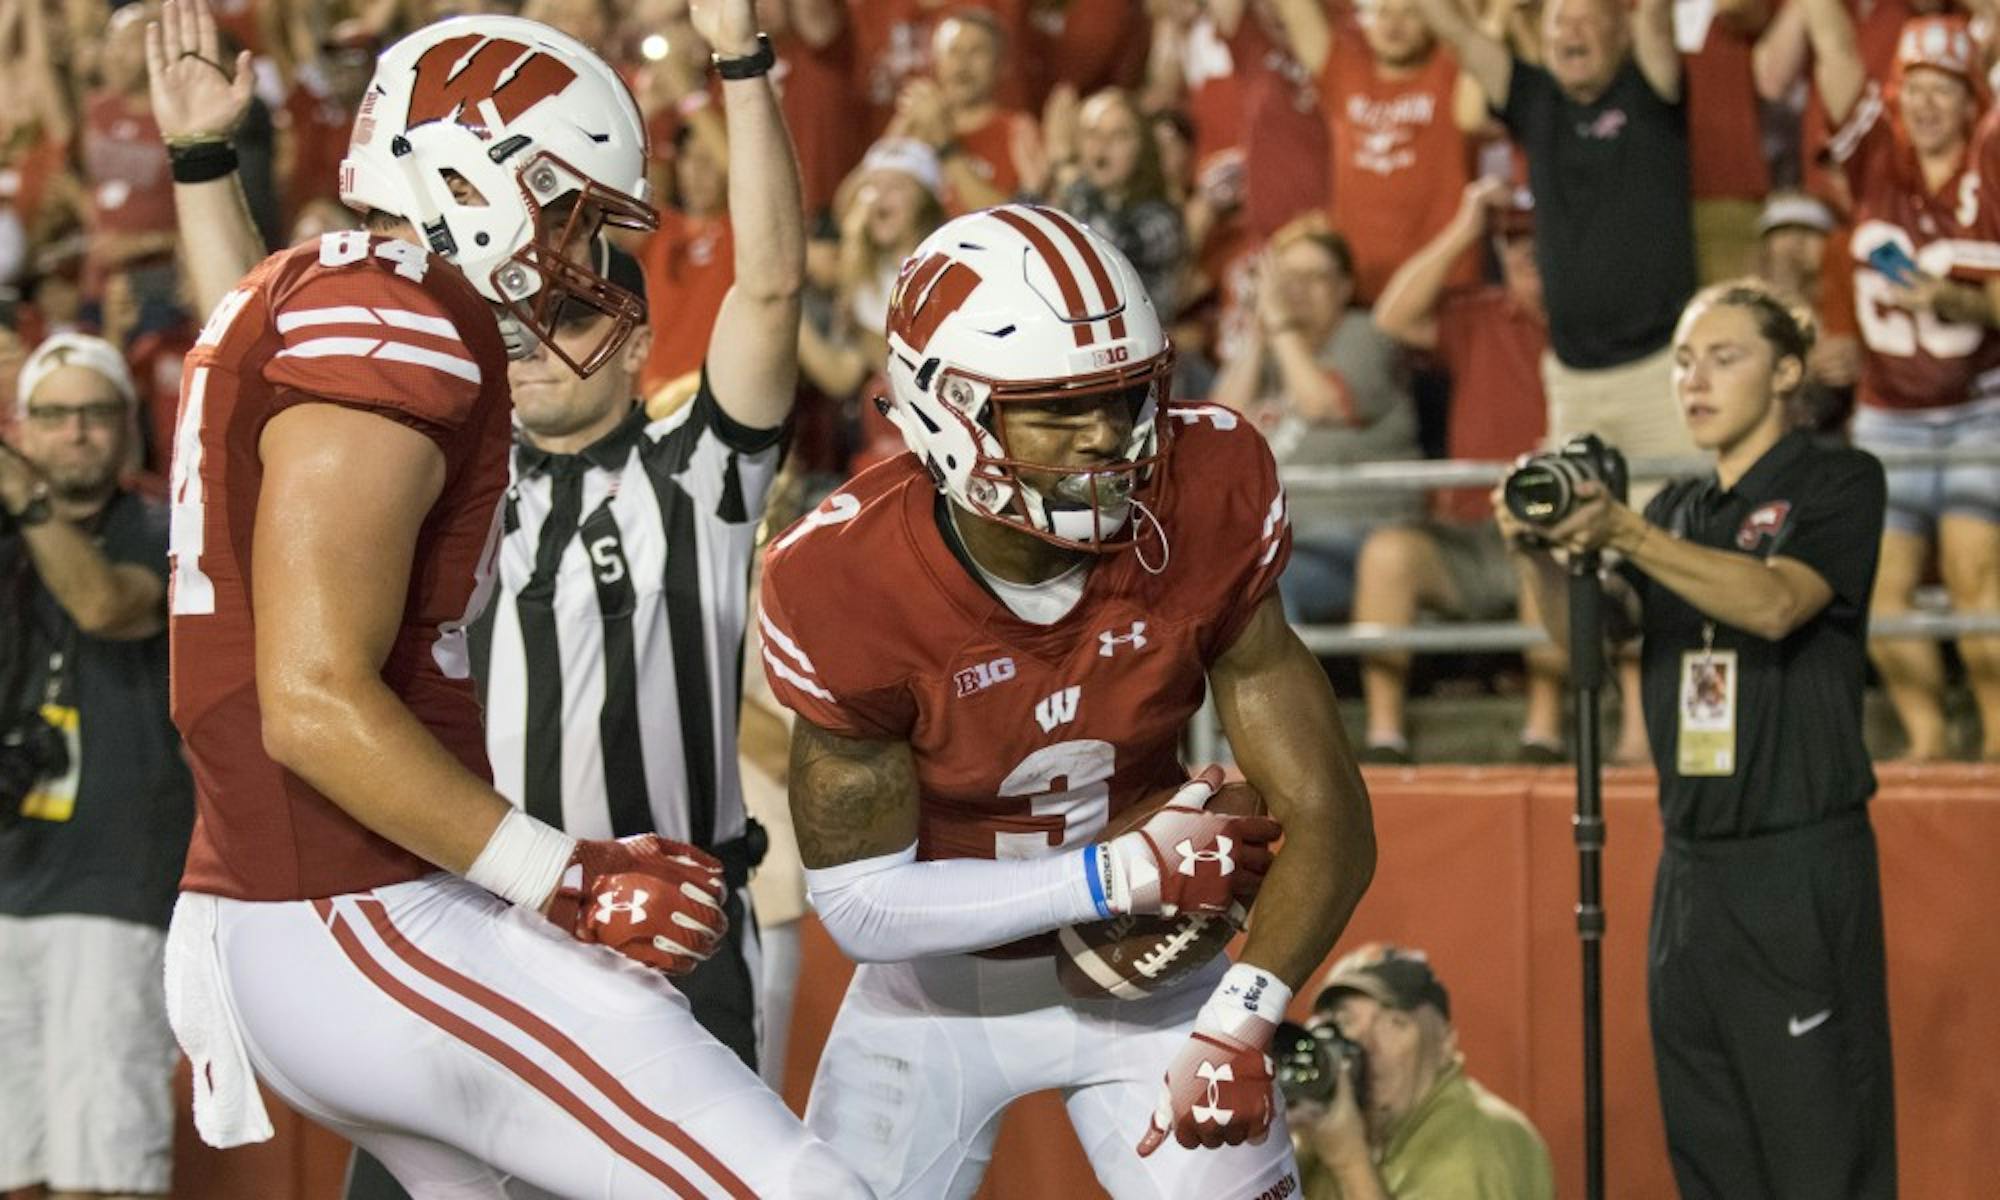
[1502,433,1629,532]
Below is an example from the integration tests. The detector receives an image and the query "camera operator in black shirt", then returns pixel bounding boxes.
[0,332,193,1198]
[1496,281,1895,1199]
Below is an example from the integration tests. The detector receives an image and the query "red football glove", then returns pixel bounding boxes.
[1103,766,1280,918]
[1138,964,1284,1156]
[544,835,728,976]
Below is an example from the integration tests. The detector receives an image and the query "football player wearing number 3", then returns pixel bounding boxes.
[760,204,1377,1198]
[158,0,866,1194]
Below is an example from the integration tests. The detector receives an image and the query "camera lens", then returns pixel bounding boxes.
[1503,459,1578,526]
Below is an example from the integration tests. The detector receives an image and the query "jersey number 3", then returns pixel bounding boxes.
[993,740,1114,858]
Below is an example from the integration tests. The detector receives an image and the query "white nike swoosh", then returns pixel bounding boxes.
[1788,1009,1833,1037]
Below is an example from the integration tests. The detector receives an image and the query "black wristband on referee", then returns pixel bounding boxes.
[169,140,239,184]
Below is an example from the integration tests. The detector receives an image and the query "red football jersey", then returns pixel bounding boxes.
[759,404,1291,865]
[1831,85,2000,412]
[1320,31,1475,304]
[170,233,514,901]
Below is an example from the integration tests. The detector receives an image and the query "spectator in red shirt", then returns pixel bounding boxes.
[1272,0,1480,304]
[1804,5,2000,760]
[1361,177,1562,763]
[851,0,1029,134]
[81,4,178,300]
[1682,0,1774,283]
[761,0,866,221]
[889,8,1040,212]
[641,124,737,405]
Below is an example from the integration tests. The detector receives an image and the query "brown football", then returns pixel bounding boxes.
[1054,779,1266,1001]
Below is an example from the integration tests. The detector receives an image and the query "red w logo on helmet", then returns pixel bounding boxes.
[890,253,982,354]
[406,35,576,138]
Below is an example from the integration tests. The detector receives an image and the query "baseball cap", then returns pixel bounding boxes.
[1895,16,1979,87]
[1314,945,1452,1020]
[16,332,136,413]
[861,137,944,201]
[1757,191,1835,238]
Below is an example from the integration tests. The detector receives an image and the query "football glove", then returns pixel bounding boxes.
[1138,962,1288,1156]
[1102,766,1279,918]
[545,835,728,975]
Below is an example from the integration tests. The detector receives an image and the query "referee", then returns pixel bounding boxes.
[1498,281,1895,1199]
[469,242,784,1064]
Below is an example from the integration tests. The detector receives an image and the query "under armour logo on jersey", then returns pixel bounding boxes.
[1192,1060,1236,1126]
[1175,838,1235,877]
[1099,621,1148,657]
[594,889,649,926]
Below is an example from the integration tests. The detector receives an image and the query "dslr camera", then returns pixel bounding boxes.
[1502,432,1629,531]
[1273,1019,1369,1112]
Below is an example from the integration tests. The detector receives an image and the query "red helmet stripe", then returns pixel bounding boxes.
[1031,206,1128,341]
[991,207,1095,347]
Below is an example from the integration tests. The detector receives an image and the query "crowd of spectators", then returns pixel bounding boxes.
[3,0,1998,762]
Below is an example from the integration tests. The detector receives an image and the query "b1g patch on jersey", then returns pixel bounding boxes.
[954,655,1017,697]
[1736,501,1792,552]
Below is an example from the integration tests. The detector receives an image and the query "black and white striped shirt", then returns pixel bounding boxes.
[470,380,782,852]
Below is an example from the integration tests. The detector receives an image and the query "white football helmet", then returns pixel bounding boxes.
[341,16,657,374]
[880,204,1175,552]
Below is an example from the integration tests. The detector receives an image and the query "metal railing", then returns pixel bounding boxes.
[1183,443,2000,761]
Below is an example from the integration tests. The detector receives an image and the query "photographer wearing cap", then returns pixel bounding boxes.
[1495,280,1895,1197]
[1286,945,1553,1200]
[0,331,193,1198]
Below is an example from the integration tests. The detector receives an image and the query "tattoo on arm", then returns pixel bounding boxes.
[788,720,922,869]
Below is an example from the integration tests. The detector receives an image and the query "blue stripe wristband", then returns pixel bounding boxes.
[1082,843,1113,919]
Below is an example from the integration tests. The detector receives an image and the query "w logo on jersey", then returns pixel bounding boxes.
[407,34,577,137]
[1035,685,1081,732]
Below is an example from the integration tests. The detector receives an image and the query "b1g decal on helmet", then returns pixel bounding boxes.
[404,35,578,137]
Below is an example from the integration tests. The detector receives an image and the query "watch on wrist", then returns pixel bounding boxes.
[711,33,774,80]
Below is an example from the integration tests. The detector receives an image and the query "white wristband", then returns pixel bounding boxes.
[465,807,577,911]
[1198,961,1294,1038]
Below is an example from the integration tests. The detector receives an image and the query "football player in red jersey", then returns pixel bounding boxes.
[1802,3,2000,763]
[759,203,1376,1197]
[154,0,868,1194]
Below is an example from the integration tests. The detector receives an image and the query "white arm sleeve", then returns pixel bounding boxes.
[804,843,1109,963]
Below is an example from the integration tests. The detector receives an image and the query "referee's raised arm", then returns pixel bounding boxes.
[697,0,806,431]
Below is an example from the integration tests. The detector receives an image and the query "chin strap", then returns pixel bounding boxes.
[1133,499,1170,576]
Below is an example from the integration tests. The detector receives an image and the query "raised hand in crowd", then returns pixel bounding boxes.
[144,0,253,145]
[1025,81,1082,196]
[891,78,953,150]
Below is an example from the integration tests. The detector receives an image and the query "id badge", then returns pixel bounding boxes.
[1676,650,1737,777]
[19,702,81,822]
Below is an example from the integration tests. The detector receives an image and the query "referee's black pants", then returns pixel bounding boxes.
[1649,808,1896,1200]
[343,890,760,1200]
